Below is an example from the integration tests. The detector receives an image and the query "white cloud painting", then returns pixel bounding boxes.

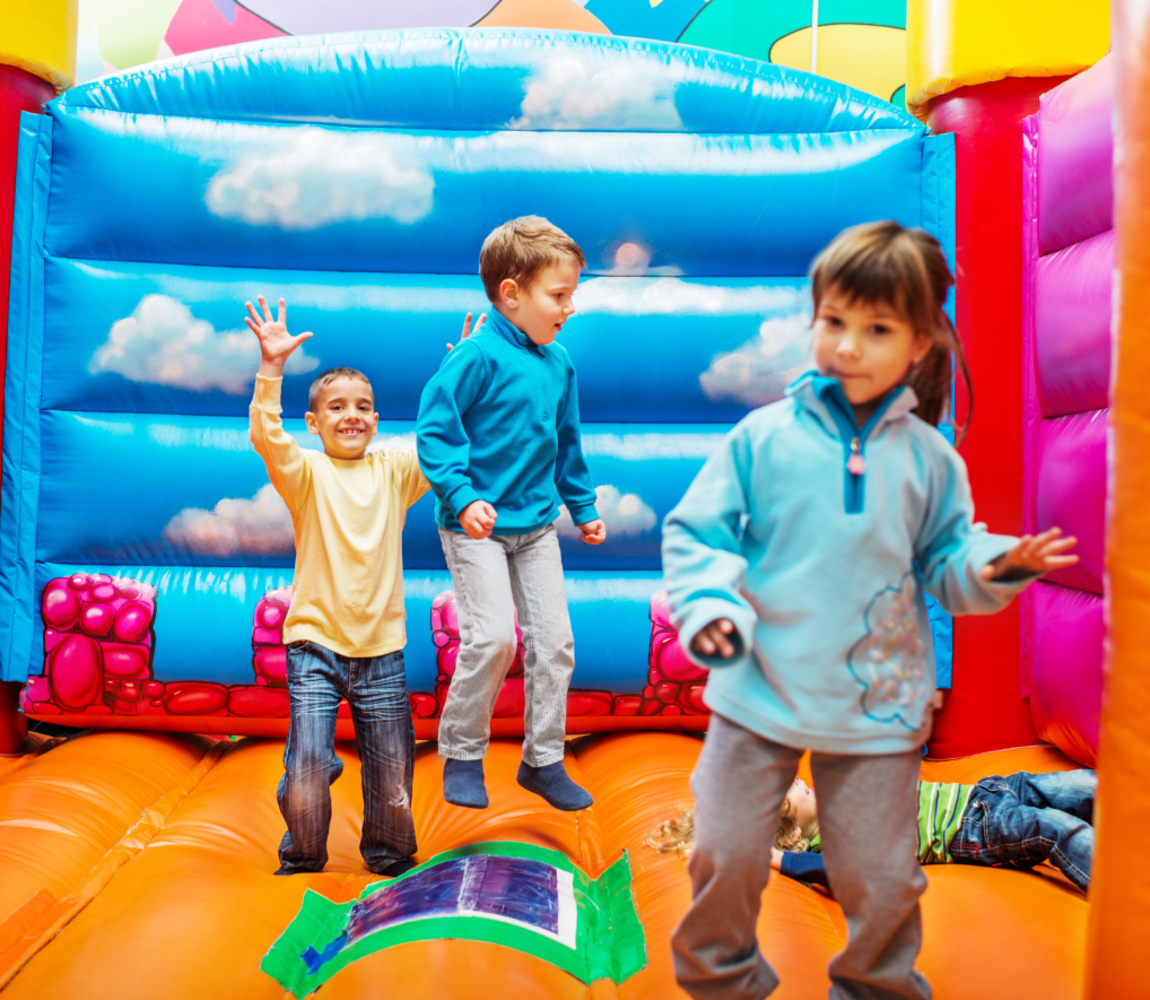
[205,127,435,230]
[556,484,657,539]
[89,295,319,395]
[163,484,294,557]
[511,57,683,130]
[699,314,813,408]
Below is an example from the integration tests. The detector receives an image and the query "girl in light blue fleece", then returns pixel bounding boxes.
[663,222,1078,1000]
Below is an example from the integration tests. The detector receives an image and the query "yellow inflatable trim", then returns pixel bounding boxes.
[906,0,1109,121]
[0,0,79,91]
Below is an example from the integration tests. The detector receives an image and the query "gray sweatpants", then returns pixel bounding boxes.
[673,713,931,1000]
[437,524,574,768]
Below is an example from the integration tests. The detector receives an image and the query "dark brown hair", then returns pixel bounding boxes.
[308,366,372,411]
[809,221,972,443]
[479,215,586,304]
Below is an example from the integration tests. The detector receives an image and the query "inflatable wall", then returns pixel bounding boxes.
[0,29,955,738]
[1020,55,1113,765]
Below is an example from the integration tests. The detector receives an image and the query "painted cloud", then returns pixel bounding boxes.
[163,484,294,557]
[574,277,807,317]
[556,484,657,539]
[511,57,683,130]
[205,126,435,229]
[699,314,812,408]
[89,294,319,395]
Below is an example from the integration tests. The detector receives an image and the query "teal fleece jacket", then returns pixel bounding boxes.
[415,309,599,535]
[662,373,1036,755]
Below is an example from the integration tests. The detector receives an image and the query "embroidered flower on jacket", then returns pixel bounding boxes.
[847,573,931,729]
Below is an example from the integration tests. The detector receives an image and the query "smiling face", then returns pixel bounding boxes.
[304,376,378,460]
[496,259,581,346]
[811,285,932,424]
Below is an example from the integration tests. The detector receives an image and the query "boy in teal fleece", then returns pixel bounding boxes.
[662,222,1078,1000]
[416,216,605,811]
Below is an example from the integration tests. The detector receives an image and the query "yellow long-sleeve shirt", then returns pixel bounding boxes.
[249,375,430,658]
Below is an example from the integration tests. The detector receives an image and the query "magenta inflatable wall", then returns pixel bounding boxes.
[1021,55,1113,765]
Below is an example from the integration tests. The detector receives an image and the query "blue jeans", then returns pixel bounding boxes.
[950,769,1094,891]
[277,641,416,875]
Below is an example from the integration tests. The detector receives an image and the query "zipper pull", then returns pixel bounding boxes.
[847,436,867,475]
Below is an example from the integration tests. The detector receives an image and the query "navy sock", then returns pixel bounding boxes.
[443,757,489,809]
[517,760,593,811]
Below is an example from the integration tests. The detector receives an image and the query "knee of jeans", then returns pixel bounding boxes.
[290,749,342,781]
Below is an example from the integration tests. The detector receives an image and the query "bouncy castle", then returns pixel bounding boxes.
[0,0,1146,997]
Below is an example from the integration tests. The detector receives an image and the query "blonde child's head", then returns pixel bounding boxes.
[646,781,819,858]
[809,220,971,442]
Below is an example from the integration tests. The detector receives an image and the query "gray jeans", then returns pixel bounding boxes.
[437,523,574,768]
[673,713,931,1000]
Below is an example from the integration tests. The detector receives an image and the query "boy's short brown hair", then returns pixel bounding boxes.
[308,366,373,411]
[479,216,586,303]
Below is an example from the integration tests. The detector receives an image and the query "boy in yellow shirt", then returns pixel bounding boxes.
[246,295,429,877]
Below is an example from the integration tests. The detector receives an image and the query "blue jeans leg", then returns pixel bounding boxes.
[277,641,346,874]
[348,649,418,872]
[950,771,1095,891]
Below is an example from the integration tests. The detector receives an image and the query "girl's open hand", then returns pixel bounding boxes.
[245,296,313,370]
[691,618,738,659]
[981,526,1079,582]
[447,311,486,351]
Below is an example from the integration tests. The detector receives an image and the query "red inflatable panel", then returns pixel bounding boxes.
[927,77,1066,758]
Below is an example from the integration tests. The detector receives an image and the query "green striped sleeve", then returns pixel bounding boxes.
[916,781,973,864]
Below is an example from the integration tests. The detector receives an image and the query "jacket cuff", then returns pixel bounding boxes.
[676,597,757,671]
[567,502,600,525]
[445,482,483,518]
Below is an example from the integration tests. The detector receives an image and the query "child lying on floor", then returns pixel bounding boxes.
[648,768,1095,892]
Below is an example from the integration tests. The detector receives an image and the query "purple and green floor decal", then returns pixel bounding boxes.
[260,842,646,996]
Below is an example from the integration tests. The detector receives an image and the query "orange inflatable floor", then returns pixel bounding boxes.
[0,732,1087,999]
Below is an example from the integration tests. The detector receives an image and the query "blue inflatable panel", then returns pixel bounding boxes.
[42,259,811,424]
[54,30,917,134]
[27,564,659,693]
[33,410,722,572]
[1,29,956,698]
[46,111,926,277]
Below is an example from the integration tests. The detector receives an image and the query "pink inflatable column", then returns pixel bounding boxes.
[1020,56,1112,765]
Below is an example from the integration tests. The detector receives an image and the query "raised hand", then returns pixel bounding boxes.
[245,296,313,374]
[981,526,1079,582]
[447,311,486,351]
[690,618,738,659]
[578,518,606,545]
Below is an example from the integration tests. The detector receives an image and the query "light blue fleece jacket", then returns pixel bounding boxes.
[662,372,1035,755]
[416,308,599,535]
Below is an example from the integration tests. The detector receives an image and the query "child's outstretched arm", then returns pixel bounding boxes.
[554,366,603,545]
[916,445,1077,614]
[662,425,757,668]
[416,337,494,538]
[247,295,313,510]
